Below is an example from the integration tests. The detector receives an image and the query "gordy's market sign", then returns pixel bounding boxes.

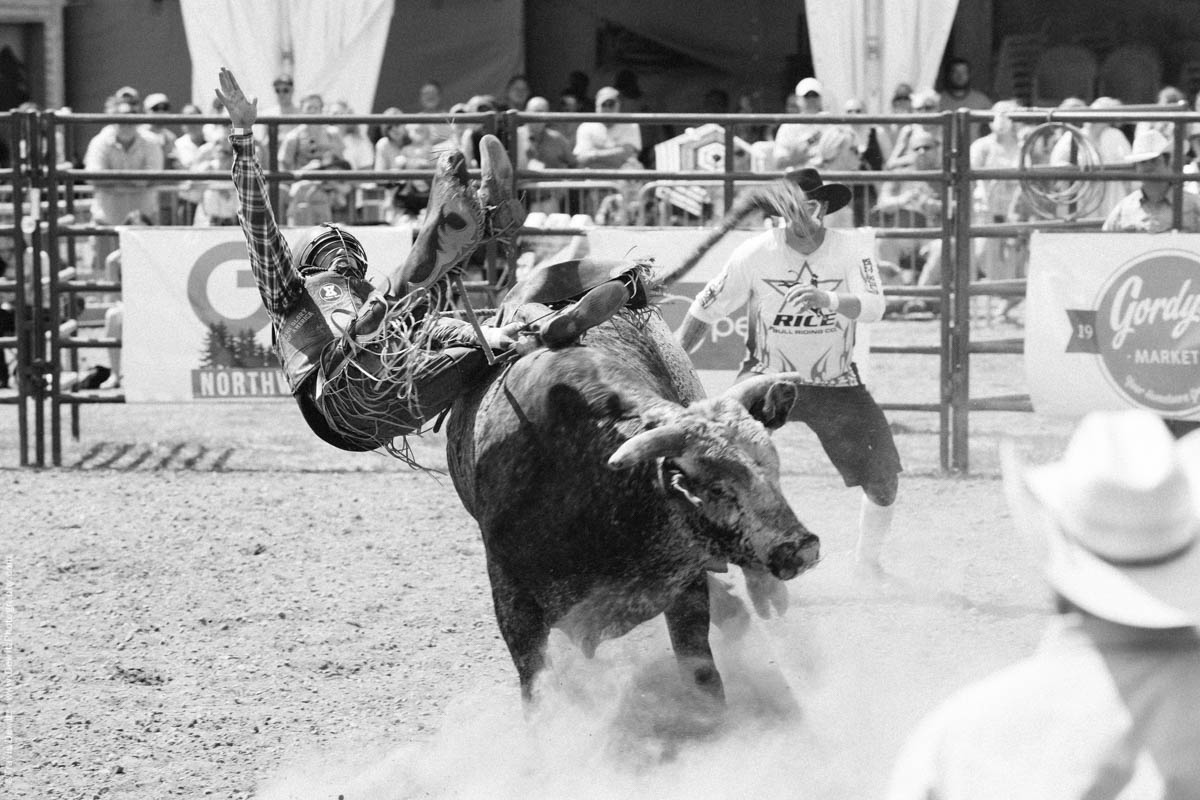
[1067,249,1200,415]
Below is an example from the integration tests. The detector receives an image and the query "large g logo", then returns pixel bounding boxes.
[187,241,272,332]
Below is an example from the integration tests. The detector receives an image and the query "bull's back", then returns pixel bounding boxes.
[446,308,698,529]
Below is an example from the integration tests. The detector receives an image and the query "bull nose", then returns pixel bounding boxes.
[767,533,820,580]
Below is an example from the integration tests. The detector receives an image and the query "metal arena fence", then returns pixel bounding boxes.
[2,105,1195,470]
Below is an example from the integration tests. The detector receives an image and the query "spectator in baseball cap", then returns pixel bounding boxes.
[796,77,824,101]
[144,92,170,113]
[142,92,179,172]
[114,85,141,105]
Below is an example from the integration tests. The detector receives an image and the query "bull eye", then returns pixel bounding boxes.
[661,462,703,508]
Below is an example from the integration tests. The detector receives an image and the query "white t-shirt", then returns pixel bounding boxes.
[573,121,643,169]
[687,227,884,385]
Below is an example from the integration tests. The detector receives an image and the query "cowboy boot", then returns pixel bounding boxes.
[398,148,484,289]
[538,278,633,349]
[477,134,526,252]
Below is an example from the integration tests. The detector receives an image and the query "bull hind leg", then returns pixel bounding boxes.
[487,557,549,702]
[664,574,725,703]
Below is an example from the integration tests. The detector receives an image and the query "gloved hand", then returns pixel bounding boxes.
[479,320,522,353]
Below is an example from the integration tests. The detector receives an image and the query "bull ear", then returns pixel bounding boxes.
[755,381,799,430]
[721,372,805,429]
[607,425,688,469]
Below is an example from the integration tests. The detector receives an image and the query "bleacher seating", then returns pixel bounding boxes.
[1033,44,1099,106]
[993,32,1047,105]
[1097,42,1164,105]
[1180,60,1200,102]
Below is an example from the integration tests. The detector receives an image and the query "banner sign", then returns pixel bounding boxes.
[1026,232,1200,419]
[122,225,880,403]
[122,226,411,403]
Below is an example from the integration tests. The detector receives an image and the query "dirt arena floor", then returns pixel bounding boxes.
[3,317,1077,799]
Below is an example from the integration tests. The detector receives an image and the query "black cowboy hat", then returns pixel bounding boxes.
[784,167,852,214]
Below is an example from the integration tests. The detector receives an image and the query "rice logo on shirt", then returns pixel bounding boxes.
[1066,249,1200,415]
[765,261,842,330]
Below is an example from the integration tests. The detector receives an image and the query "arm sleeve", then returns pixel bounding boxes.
[619,124,642,153]
[83,135,105,171]
[573,123,598,157]
[845,232,886,323]
[230,132,303,321]
[426,316,480,348]
[686,243,754,324]
[969,137,988,169]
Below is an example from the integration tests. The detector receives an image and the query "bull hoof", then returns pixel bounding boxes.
[692,662,723,696]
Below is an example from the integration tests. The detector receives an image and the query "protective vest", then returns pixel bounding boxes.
[275,271,374,393]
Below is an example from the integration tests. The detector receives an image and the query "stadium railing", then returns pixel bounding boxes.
[7,105,1198,469]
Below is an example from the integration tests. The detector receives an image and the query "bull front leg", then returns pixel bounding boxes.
[664,573,725,703]
[486,555,549,703]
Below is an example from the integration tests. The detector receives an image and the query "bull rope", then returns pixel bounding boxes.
[315,279,457,463]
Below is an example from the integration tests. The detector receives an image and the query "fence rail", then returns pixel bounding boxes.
[7,106,1200,469]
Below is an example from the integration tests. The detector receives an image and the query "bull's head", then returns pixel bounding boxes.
[607,374,820,580]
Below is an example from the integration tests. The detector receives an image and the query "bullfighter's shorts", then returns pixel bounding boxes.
[774,380,903,491]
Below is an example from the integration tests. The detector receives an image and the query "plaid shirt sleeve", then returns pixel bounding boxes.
[230,132,302,321]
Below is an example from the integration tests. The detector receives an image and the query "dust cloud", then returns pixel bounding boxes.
[254,609,840,800]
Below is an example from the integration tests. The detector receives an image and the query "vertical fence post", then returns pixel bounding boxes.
[935,111,953,472]
[44,112,66,466]
[1172,109,1185,232]
[722,120,734,217]
[22,109,47,468]
[10,112,31,466]
[949,109,973,472]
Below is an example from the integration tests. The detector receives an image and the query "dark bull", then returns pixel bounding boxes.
[446,311,819,703]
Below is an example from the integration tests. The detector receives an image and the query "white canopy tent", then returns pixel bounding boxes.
[179,0,394,118]
[805,0,960,112]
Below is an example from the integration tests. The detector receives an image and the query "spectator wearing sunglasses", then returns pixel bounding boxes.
[885,88,943,170]
[573,85,644,224]
[573,86,642,171]
[83,97,164,272]
[140,91,183,221]
[872,128,944,297]
[141,92,179,166]
[254,73,301,147]
[772,78,859,228]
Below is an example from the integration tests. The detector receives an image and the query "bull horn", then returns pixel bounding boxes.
[607,425,688,469]
[720,372,807,411]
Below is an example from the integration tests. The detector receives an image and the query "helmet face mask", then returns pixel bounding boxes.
[294,224,368,281]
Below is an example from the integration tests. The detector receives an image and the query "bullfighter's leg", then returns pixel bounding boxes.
[486,556,549,702]
[664,573,725,703]
[857,472,898,574]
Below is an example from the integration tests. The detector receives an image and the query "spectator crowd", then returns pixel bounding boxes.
[12,55,1200,391]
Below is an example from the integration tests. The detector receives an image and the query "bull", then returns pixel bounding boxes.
[446,285,820,703]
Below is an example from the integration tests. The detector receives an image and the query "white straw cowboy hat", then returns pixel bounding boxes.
[1125,128,1171,163]
[1002,409,1200,629]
